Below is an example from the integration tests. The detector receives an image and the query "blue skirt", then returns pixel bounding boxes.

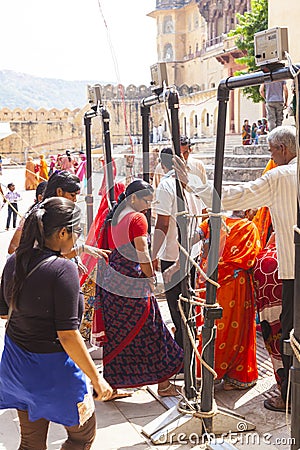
[0,335,93,427]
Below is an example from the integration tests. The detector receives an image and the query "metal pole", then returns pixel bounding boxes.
[291,71,300,450]
[101,108,115,208]
[141,104,151,233]
[200,84,228,428]
[84,112,94,232]
[168,89,196,400]
[141,105,150,184]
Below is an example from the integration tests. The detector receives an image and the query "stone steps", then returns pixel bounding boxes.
[192,140,270,182]
[205,165,265,182]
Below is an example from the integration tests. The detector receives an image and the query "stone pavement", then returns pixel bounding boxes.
[0,167,294,449]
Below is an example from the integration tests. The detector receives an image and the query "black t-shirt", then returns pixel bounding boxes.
[0,249,83,353]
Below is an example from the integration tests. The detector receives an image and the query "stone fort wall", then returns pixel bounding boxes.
[0,83,205,163]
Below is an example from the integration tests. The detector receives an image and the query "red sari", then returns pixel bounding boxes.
[196,217,261,388]
[79,182,125,342]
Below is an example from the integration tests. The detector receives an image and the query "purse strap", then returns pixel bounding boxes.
[6,255,58,327]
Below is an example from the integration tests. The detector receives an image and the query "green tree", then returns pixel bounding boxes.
[229,0,268,103]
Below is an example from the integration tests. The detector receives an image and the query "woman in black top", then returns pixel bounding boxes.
[0,197,112,450]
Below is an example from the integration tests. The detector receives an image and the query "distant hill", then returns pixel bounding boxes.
[0,70,111,110]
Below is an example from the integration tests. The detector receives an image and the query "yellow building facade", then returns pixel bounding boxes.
[269,0,300,64]
[148,0,262,138]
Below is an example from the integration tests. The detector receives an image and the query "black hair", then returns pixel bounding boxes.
[160,147,174,171]
[42,170,81,199]
[35,181,48,202]
[25,181,48,216]
[66,150,72,162]
[7,183,15,189]
[106,179,154,225]
[11,197,81,311]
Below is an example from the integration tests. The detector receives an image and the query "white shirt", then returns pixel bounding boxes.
[5,190,21,203]
[188,157,297,279]
[153,170,203,261]
[187,155,207,185]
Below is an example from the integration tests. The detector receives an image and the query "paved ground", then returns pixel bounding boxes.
[0,167,293,450]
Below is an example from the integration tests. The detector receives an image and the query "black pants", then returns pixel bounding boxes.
[280,279,294,402]
[6,202,18,229]
[161,260,183,348]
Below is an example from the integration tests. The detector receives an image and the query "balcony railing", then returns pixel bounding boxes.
[205,34,224,49]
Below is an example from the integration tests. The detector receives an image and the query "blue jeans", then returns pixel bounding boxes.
[6,202,18,229]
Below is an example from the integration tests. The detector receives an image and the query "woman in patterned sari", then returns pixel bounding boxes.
[99,179,183,396]
[250,159,284,390]
[196,211,261,390]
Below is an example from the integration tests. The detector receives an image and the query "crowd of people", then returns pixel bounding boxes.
[25,150,87,191]
[0,123,297,448]
[242,118,269,145]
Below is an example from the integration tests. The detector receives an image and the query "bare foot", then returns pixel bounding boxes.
[157,383,181,397]
[103,389,132,402]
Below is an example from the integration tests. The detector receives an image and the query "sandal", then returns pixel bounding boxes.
[223,381,252,391]
[103,389,132,402]
[264,395,291,413]
[157,382,181,397]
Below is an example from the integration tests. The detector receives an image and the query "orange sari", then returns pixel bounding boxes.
[39,156,49,181]
[251,159,277,248]
[196,217,261,388]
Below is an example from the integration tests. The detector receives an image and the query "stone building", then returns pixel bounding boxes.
[269,0,300,63]
[0,0,274,162]
[148,0,261,138]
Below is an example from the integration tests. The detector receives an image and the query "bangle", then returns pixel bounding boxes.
[74,244,80,256]
[150,274,157,286]
[80,244,85,254]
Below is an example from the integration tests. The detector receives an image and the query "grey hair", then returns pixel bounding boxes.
[267,125,297,156]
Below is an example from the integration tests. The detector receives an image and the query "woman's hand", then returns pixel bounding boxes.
[77,260,88,276]
[83,245,111,260]
[92,376,113,402]
[148,274,157,292]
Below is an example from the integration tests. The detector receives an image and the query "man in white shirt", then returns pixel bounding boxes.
[174,125,297,412]
[152,146,206,348]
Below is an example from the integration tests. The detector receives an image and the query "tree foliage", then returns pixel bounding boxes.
[229,0,268,103]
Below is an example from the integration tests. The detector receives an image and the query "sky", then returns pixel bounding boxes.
[0,0,157,86]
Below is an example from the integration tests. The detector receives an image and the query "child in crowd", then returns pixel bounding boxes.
[251,122,258,145]
[5,182,21,231]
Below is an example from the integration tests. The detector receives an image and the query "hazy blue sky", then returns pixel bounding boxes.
[1,0,157,85]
